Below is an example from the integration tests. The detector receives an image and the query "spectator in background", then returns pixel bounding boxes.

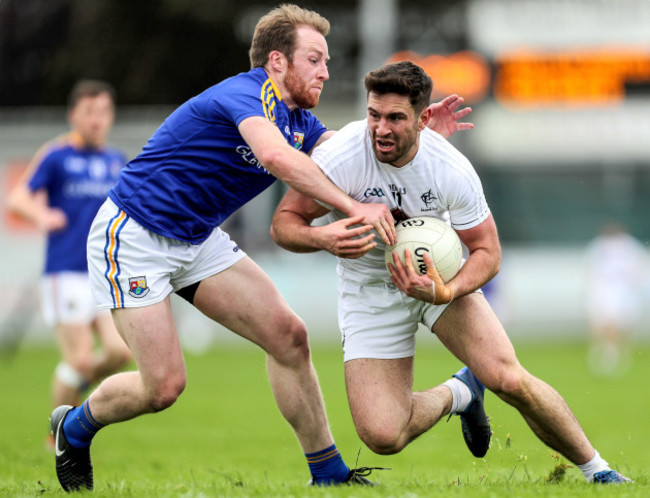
[6,80,131,448]
[583,221,648,377]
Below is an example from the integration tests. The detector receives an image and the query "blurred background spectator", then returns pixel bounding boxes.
[583,222,649,377]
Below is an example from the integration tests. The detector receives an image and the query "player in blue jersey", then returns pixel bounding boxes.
[49,5,396,492]
[7,80,131,450]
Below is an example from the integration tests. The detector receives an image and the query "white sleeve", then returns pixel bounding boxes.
[442,156,491,231]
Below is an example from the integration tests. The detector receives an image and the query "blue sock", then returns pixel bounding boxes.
[306,444,350,484]
[62,400,105,448]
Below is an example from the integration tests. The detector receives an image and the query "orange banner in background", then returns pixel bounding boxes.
[495,48,650,108]
[386,50,492,104]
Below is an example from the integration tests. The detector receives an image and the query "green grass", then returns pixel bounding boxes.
[0,339,648,496]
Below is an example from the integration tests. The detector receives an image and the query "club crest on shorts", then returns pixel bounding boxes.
[128,276,150,298]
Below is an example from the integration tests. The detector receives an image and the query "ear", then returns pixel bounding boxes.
[418,106,432,131]
[268,50,287,74]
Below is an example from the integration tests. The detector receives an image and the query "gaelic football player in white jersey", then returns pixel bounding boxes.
[271,61,631,484]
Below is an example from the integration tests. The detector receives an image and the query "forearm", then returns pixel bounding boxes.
[270,211,322,254]
[6,186,44,226]
[273,149,354,214]
[448,248,500,300]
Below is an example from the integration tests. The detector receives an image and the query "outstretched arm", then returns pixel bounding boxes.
[426,94,474,139]
[240,116,396,244]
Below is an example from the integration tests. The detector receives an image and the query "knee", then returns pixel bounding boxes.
[357,425,404,455]
[66,355,93,378]
[484,365,532,405]
[146,371,187,412]
[264,313,310,366]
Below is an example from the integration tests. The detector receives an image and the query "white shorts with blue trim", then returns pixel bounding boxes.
[337,278,453,362]
[87,198,246,309]
[40,272,109,326]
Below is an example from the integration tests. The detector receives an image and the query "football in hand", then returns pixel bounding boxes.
[385,217,462,282]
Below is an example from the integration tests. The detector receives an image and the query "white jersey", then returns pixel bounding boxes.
[311,119,490,284]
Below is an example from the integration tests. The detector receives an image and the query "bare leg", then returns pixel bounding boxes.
[345,356,452,454]
[53,314,131,410]
[86,297,187,424]
[193,256,334,453]
[53,323,95,407]
[87,312,131,382]
[433,293,595,465]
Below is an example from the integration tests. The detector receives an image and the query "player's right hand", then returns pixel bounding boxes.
[315,215,376,259]
[348,202,396,245]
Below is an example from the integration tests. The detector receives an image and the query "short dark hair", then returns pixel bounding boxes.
[364,61,432,114]
[67,80,116,109]
[249,4,330,68]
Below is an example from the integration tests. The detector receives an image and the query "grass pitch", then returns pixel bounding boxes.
[0,338,647,496]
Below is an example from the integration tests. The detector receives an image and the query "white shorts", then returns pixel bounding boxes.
[337,279,452,362]
[40,272,109,326]
[87,199,247,309]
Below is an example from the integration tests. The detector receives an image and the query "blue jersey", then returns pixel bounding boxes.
[108,67,328,244]
[28,136,126,274]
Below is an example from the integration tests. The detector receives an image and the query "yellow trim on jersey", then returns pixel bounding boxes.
[260,77,281,123]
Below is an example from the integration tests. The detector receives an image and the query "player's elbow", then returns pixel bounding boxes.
[255,145,290,175]
[269,219,290,251]
[490,247,501,279]
[5,189,21,215]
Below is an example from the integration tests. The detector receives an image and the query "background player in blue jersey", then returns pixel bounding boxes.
[7,80,131,449]
[49,5,398,491]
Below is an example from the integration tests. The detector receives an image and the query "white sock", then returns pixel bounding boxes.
[578,450,610,482]
[443,377,472,414]
[55,362,88,390]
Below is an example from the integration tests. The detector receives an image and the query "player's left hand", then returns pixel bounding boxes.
[426,94,474,139]
[388,249,453,304]
[315,215,377,259]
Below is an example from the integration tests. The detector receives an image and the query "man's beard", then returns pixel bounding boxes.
[372,126,419,165]
[285,63,320,109]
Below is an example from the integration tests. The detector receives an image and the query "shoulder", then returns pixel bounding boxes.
[213,68,269,96]
[34,133,75,165]
[420,128,475,172]
[312,120,366,160]
[316,120,367,150]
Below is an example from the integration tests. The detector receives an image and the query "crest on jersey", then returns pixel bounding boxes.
[293,131,305,149]
[128,276,150,298]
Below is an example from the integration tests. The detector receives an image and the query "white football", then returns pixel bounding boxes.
[385,217,462,283]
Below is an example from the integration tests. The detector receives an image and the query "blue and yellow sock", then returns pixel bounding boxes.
[306,444,350,485]
[62,400,105,448]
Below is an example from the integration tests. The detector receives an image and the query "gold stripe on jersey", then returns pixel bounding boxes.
[260,78,281,123]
